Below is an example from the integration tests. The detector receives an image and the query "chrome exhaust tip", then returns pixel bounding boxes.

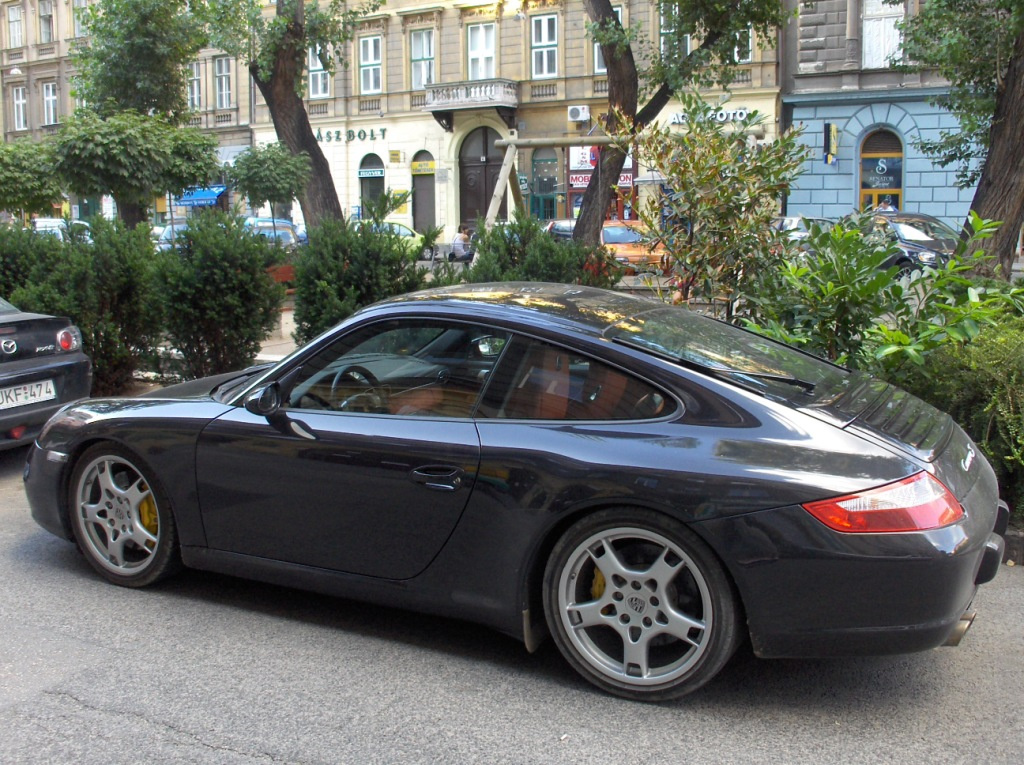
[943,610,976,647]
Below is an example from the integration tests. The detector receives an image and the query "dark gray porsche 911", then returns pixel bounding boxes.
[24,283,1007,700]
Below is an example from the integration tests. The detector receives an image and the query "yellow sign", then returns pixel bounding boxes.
[411,161,436,175]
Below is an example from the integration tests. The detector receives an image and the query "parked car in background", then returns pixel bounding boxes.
[601,220,665,272]
[856,212,961,274]
[352,219,430,259]
[31,218,92,243]
[23,283,1006,701]
[543,219,577,241]
[155,220,191,251]
[773,215,832,242]
[0,296,91,450]
[244,218,300,250]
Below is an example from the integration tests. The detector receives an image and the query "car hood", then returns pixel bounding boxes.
[141,364,273,402]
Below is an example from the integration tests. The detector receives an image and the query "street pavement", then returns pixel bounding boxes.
[1,447,1023,764]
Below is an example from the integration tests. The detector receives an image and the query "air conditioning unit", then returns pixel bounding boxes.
[567,104,590,122]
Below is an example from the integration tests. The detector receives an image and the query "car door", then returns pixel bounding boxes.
[195,318,510,580]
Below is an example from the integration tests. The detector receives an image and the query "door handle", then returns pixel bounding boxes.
[410,465,464,491]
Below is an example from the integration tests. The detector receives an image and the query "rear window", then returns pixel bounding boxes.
[605,307,849,403]
[0,298,17,314]
[603,226,643,244]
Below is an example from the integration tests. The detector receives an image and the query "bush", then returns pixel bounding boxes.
[11,217,163,395]
[152,211,283,379]
[898,316,1024,524]
[0,224,63,298]
[462,214,621,288]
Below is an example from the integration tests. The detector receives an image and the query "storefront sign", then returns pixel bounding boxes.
[315,127,388,143]
[411,161,435,175]
[861,157,902,189]
[518,174,529,192]
[668,108,752,125]
[569,173,633,188]
[358,168,385,178]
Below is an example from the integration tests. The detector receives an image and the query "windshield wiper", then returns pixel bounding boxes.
[612,336,816,394]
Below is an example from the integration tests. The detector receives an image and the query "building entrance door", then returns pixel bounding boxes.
[459,127,506,228]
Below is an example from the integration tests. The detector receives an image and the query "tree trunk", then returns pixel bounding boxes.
[249,6,342,227]
[115,198,146,229]
[572,1,636,246]
[969,30,1024,279]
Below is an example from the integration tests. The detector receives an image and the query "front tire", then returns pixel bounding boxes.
[69,443,181,588]
[543,509,742,701]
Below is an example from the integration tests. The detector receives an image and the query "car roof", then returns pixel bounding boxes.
[365,282,666,339]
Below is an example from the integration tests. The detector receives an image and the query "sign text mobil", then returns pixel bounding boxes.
[316,127,388,143]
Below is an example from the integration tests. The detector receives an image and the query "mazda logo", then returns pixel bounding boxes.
[1,339,16,354]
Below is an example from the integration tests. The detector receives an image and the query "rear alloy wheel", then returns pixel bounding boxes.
[69,444,180,587]
[544,509,742,701]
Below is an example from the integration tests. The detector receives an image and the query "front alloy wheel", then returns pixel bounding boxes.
[69,443,180,587]
[544,509,742,701]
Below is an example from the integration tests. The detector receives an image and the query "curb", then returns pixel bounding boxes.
[1004,528,1024,567]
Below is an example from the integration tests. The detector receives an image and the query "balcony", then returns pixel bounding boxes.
[423,79,519,131]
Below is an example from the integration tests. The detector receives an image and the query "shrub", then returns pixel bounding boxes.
[152,211,283,379]
[463,214,621,288]
[0,224,63,298]
[11,217,163,395]
[898,316,1024,524]
[292,193,428,344]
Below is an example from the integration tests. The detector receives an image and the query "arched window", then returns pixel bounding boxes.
[860,129,903,211]
[359,154,385,212]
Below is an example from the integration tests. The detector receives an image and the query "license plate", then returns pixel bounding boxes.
[0,379,57,410]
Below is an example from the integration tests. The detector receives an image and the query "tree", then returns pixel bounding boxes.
[74,0,208,123]
[228,142,311,218]
[0,140,64,216]
[206,0,380,228]
[895,0,1024,277]
[574,0,788,247]
[621,94,808,314]
[54,111,220,228]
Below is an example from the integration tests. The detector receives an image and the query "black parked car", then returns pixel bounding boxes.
[0,297,91,450]
[859,211,961,274]
[24,283,1006,700]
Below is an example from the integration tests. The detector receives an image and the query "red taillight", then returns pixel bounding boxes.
[58,328,79,352]
[802,472,964,533]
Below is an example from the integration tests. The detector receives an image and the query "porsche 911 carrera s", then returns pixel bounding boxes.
[24,283,1007,700]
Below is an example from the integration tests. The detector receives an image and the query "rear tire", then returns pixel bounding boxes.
[68,443,181,588]
[543,508,743,701]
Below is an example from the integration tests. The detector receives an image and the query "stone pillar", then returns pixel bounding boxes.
[844,0,861,69]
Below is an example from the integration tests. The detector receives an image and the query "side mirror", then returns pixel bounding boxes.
[244,383,282,417]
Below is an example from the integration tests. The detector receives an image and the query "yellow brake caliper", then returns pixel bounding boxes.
[138,482,159,549]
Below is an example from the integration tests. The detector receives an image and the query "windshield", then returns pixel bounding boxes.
[603,226,643,244]
[890,218,959,252]
[605,307,850,401]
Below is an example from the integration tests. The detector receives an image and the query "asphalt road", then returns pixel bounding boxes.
[1,444,1022,764]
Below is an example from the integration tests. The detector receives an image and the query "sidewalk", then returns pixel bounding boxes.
[257,299,297,364]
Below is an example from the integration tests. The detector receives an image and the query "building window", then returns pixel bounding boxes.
[467,22,495,80]
[215,57,232,109]
[860,129,904,211]
[863,0,903,69]
[309,47,330,98]
[13,86,27,131]
[659,7,690,58]
[531,14,558,79]
[42,82,58,125]
[410,29,434,90]
[7,5,22,48]
[73,0,89,38]
[38,0,54,44]
[734,27,752,64]
[187,61,201,110]
[359,36,382,94]
[595,6,623,74]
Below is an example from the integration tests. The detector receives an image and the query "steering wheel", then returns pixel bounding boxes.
[330,365,387,413]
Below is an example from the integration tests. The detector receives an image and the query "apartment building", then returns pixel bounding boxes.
[1,1,777,235]
[781,0,973,223]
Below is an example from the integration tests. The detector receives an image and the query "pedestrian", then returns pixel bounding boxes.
[450,224,472,262]
[875,196,897,213]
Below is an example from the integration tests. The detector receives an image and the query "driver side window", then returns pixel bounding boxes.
[285,319,511,418]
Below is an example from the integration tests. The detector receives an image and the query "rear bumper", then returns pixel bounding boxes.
[0,353,91,450]
[697,492,1007,659]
